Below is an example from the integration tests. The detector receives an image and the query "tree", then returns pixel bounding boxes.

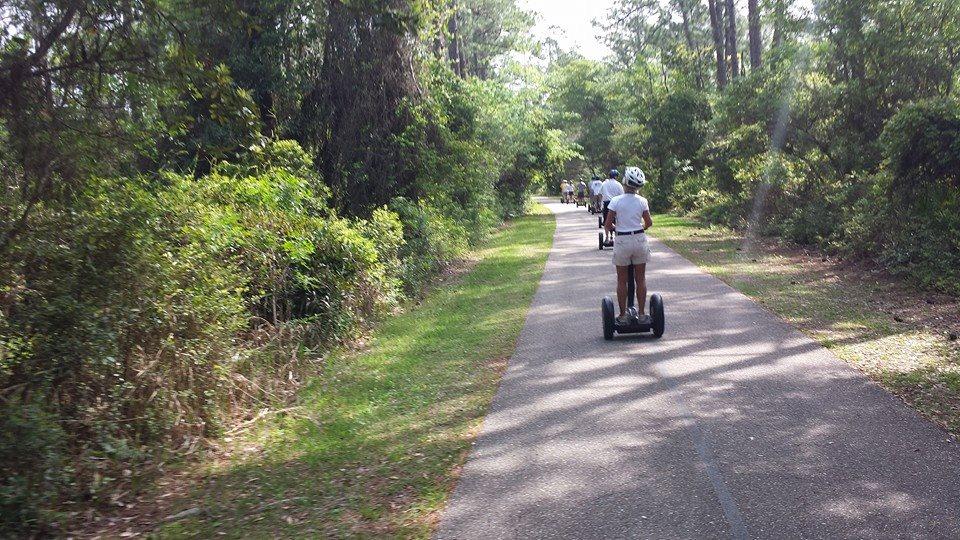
[748,0,761,69]
[547,59,617,167]
[447,1,466,76]
[304,0,421,212]
[708,0,728,87]
[771,0,787,48]
[449,0,534,79]
[646,88,711,205]
[0,0,261,254]
[725,0,739,79]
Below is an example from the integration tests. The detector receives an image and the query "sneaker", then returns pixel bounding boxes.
[638,314,651,325]
[616,315,631,325]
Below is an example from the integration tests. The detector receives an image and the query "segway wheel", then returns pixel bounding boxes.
[598,232,604,250]
[602,297,616,340]
[650,294,665,338]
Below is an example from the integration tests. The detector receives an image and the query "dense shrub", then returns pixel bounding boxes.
[881,99,960,203]
[389,197,470,293]
[671,170,725,215]
[0,1,564,533]
[1,172,248,534]
[0,403,67,530]
[873,100,960,292]
[0,140,481,533]
[672,93,960,294]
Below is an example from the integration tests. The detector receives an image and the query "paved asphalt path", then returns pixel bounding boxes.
[437,199,960,539]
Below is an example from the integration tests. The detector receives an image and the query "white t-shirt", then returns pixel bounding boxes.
[589,180,603,195]
[601,179,624,202]
[607,193,650,233]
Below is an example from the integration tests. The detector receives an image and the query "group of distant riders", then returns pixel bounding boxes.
[559,174,618,218]
[560,168,653,326]
[559,180,581,204]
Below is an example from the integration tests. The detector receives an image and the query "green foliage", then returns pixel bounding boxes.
[547,59,616,168]
[0,140,479,532]
[873,99,960,292]
[0,403,67,533]
[553,0,960,297]
[881,99,960,203]
[450,0,536,78]
[644,89,712,208]
[389,197,469,293]
[2,0,559,532]
[1,171,248,534]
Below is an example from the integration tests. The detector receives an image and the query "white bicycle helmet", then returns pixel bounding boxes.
[623,166,646,188]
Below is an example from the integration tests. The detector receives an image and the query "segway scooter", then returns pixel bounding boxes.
[602,265,664,340]
[598,206,613,250]
[598,232,614,250]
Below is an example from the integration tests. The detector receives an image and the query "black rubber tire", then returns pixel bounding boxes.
[650,294,665,338]
[598,232,604,250]
[602,297,615,340]
[598,215,603,228]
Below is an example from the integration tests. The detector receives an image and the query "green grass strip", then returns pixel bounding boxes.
[158,206,555,538]
[651,214,960,436]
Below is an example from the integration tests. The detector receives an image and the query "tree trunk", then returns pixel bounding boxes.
[315,0,419,212]
[748,0,761,69]
[679,0,705,89]
[707,0,728,88]
[680,1,695,50]
[725,0,739,79]
[844,4,865,81]
[772,0,786,48]
[447,1,465,77]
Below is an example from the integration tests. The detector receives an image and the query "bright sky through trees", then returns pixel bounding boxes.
[521,0,616,59]
[523,0,815,60]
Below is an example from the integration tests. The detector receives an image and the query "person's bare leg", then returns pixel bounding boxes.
[616,265,630,317]
[634,263,647,315]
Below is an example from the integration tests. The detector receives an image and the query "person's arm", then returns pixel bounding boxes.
[605,210,616,233]
[642,210,653,231]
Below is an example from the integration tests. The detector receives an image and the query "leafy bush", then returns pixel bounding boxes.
[672,170,725,214]
[389,197,469,293]
[0,402,67,533]
[873,100,960,292]
[0,140,421,532]
[881,99,960,204]
[644,89,711,208]
[0,172,248,534]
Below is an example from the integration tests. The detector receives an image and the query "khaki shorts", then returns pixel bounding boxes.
[612,234,651,266]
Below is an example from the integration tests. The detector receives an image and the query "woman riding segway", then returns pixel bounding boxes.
[603,167,654,325]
